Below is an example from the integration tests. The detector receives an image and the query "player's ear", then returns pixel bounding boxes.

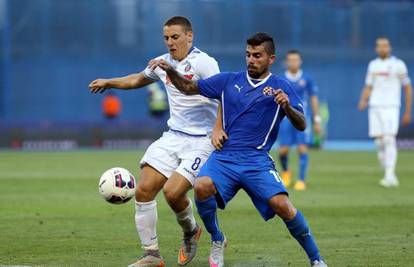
[187,30,193,43]
[269,54,276,65]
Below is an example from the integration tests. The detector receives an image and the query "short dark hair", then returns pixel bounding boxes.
[286,49,302,57]
[246,32,275,55]
[164,16,192,32]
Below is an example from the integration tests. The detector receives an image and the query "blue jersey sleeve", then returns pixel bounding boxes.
[197,72,229,100]
[306,77,318,96]
[280,79,304,113]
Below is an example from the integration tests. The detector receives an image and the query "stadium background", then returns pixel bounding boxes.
[1,0,414,149]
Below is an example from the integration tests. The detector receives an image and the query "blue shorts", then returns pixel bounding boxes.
[197,149,287,221]
[278,117,311,146]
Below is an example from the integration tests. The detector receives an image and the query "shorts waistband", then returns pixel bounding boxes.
[169,128,208,137]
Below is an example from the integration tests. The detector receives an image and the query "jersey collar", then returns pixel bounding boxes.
[246,72,272,88]
[285,69,303,82]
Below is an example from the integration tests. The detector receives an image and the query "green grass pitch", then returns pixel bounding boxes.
[0,150,413,267]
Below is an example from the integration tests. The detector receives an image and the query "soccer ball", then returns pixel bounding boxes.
[98,167,136,204]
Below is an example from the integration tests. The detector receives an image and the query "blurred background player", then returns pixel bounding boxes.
[358,37,412,188]
[278,50,322,191]
[89,16,220,267]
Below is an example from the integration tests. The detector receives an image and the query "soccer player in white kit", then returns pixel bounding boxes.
[358,37,412,188]
[89,16,220,267]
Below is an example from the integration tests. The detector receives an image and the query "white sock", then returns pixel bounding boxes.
[383,135,397,180]
[176,198,197,234]
[135,200,159,250]
[374,137,385,168]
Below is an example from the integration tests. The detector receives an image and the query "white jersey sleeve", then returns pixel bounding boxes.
[397,60,411,86]
[194,54,220,79]
[365,61,374,86]
[143,55,165,81]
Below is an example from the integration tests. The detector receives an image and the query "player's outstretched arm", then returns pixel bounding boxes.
[149,59,200,95]
[274,89,306,131]
[89,72,154,94]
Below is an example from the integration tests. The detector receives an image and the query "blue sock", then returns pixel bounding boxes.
[279,154,289,171]
[284,211,321,262]
[299,153,308,181]
[195,196,224,242]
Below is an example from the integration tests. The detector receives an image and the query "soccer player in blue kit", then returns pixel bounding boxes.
[149,33,327,267]
[278,50,322,191]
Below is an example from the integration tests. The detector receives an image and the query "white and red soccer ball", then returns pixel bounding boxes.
[98,167,136,204]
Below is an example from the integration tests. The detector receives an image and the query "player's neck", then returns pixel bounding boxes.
[379,54,390,60]
[174,45,194,62]
[288,69,301,75]
[250,71,271,80]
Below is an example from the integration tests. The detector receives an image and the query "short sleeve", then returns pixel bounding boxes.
[307,77,319,96]
[197,72,229,100]
[143,65,160,81]
[195,55,220,79]
[281,80,304,113]
[397,60,411,86]
[365,62,374,86]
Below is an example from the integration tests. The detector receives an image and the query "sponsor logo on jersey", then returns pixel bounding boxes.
[234,84,243,92]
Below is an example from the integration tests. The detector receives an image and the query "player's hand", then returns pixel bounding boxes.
[402,111,412,126]
[211,127,228,150]
[358,99,368,111]
[89,79,109,94]
[148,59,174,72]
[313,122,322,135]
[274,89,289,109]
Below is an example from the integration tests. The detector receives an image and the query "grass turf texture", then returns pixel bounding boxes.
[0,150,413,267]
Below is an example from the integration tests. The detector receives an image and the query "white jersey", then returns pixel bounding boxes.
[144,47,219,135]
[365,56,411,107]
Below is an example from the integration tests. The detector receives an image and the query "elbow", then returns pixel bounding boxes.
[297,120,307,131]
[183,89,193,95]
[297,123,306,132]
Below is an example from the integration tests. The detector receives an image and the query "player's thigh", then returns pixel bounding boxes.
[368,108,383,138]
[136,164,167,201]
[140,131,181,179]
[380,107,400,136]
[242,168,288,221]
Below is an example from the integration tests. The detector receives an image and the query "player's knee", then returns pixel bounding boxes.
[270,194,296,220]
[383,135,396,146]
[194,176,216,201]
[297,144,308,154]
[162,185,184,205]
[135,179,158,202]
[375,137,384,149]
[279,147,289,155]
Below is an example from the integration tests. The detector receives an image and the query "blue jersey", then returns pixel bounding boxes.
[198,71,304,152]
[283,70,318,114]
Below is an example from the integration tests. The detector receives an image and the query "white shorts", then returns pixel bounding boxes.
[140,130,214,185]
[368,107,400,137]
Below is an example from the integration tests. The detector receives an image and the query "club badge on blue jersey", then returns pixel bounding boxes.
[263,86,278,96]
